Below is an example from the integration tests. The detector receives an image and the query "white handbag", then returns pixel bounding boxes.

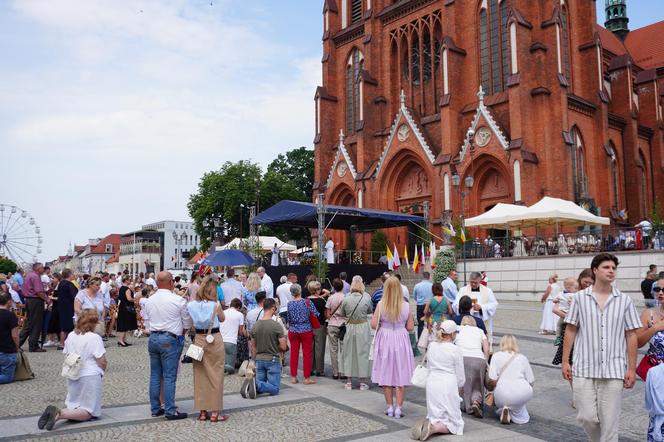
[410,347,429,388]
[185,302,218,362]
[61,352,82,380]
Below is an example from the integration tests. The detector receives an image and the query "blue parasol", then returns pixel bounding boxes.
[202,250,254,267]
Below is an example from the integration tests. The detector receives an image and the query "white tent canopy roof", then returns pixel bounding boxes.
[519,196,610,227]
[465,203,530,228]
[464,197,610,228]
[217,236,296,252]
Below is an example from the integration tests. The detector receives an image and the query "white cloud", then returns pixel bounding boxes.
[1,0,322,261]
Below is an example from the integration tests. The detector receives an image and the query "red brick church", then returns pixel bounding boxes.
[313,0,664,250]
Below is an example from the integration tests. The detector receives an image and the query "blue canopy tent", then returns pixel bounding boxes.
[251,200,425,231]
[202,250,254,267]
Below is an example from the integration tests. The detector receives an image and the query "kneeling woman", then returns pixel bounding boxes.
[38,309,108,431]
[486,335,535,425]
[413,320,465,440]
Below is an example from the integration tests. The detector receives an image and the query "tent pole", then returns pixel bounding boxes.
[317,193,325,278]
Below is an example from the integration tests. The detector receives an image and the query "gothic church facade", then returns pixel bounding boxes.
[313,0,664,249]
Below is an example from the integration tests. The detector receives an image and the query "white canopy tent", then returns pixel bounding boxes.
[217,236,296,252]
[464,197,609,228]
[464,203,530,228]
[518,196,610,227]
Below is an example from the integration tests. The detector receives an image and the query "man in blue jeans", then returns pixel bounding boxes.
[0,292,20,384]
[143,272,192,419]
[244,298,288,399]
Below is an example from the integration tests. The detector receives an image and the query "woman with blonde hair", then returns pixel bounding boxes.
[187,276,226,422]
[455,314,489,418]
[539,274,559,335]
[242,272,263,310]
[340,277,373,390]
[413,320,465,440]
[371,276,414,418]
[486,335,535,425]
[38,309,108,431]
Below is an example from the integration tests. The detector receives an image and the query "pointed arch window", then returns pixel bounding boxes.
[403,29,436,85]
[560,5,571,83]
[607,143,620,208]
[346,48,362,134]
[638,151,648,217]
[571,129,588,201]
[479,0,510,95]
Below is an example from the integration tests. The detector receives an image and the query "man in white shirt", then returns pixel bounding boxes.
[325,238,335,264]
[275,273,296,323]
[145,273,157,289]
[220,269,243,305]
[99,273,111,309]
[219,298,246,374]
[256,267,274,298]
[143,271,192,420]
[453,272,498,346]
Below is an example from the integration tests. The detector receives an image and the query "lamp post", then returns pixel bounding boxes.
[452,128,476,285]
[172,231,179,269]
[179,232,187,269]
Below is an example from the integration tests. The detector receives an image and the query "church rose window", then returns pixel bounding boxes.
[479,0,510,95]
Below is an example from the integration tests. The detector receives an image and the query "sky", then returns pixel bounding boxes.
[1,1,662,264]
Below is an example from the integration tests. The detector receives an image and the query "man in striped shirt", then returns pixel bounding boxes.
[562,253,641,442]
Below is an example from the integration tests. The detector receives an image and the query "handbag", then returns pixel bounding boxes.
[485,353,518,406]
[369,304,381,361]
[14,351,35,381]
[417,327,431,353]
[339,296,362,341]
[185,302,218,362]
[636,353,658,381]
[61,352,82,380]
[411,346,429,388]
[305,299,321,329]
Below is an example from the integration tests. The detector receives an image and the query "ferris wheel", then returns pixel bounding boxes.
[0,204,42,266]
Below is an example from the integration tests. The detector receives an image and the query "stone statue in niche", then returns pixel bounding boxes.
[398,166,430,198]
[336,161,348,178]
[479,169,508,199]
[475,126,491,147]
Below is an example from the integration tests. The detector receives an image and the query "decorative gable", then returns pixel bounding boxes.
[459,86,510,161]
[374,90,436,177]
[325,129,358,188]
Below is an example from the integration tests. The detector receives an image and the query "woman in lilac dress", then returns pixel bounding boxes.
[371,276,415,419]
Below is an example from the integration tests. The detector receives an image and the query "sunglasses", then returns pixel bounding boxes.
[654,287,664,293]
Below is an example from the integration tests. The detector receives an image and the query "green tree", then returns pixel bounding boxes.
[0,257,18,274]
[371,230,388,262]
[188,161,262,250]
[267,146,314,198]
[433,248,456,283]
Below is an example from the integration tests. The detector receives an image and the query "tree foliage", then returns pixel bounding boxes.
[0,257,18,275]
[188,148,315,251]
[267,146,314,198]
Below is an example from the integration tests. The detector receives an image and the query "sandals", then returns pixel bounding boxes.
[198,411,208,421]
[209,413,228,422]
[303,378,317,385]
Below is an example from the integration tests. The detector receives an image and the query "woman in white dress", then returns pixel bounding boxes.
[538,275,559,334]
[412,320,465,441]
[38,309,107,431]
[487,335,535,425]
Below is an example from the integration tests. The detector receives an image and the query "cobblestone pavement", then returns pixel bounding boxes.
[0,337,242,418]
[1,302,651,441]
[18,399,389,442]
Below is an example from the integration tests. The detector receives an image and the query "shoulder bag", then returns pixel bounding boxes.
[338,296,362,341]
[305,299,321,329]
[15,351,35,381]
[485,352,518,406]
[369,303,381,361]
[185,302,218,362]
[411,345,429,388]
[61,352,82,380]
[636,311,659,381]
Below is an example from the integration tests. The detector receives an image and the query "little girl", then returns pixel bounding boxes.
[552,277,578,347]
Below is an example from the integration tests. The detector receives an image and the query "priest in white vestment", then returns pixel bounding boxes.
[270,243,279,267]
[325,238,335,264]
[453,271,498,347]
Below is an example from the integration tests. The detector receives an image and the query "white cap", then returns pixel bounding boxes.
[439,320,458,335]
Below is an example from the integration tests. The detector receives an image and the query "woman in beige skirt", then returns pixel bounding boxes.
[186,276,227,421]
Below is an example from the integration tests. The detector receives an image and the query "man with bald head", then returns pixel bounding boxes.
[143,271,192,420]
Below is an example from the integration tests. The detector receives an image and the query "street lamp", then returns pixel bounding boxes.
[172,231,179,269]
[453,129,476,285]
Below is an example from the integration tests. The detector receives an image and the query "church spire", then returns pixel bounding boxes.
[604,0,629,41]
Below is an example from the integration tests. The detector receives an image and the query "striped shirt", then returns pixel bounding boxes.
[565,286,642,379]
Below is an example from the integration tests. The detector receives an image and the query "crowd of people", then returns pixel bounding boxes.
[0,251,663,440]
